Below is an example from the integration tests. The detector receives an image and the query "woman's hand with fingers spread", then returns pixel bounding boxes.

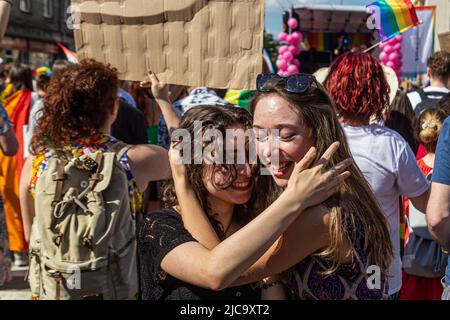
[283,141,352,211]
[140,72,170,102]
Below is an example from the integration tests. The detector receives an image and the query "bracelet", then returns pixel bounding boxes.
[253,278,282,290]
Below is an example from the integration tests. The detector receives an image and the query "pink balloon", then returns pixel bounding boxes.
[383,45,394,54]
[286,34,293,43]
[395,34,403,42]
[288,18,298,29]
[386,61,395,69]
[379,51,388,62]
[291,31,303,42]
[277,32,288,42]
[287,36,299,46]
[287,64,299,74]
[288,45,297,54]
[389,52,399,61]
[283,51,293,62]
[292,59,301,67]
[276,59,288,71]
[293,46,301,55]
[278,45,288,54]
[393,43,402,51]
[379,42,387,50]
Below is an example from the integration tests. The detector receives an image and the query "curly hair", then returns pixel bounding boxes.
[162,105,258,236]
[31,59,119,154]
[324,52,390,121]
[428,51,450,81]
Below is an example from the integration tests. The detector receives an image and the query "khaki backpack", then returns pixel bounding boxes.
[27,143,138,300]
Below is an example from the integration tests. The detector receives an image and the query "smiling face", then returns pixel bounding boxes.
[253,94,314,189]
[202,124,254,206]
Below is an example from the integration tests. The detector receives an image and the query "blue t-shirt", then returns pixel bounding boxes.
[432,116,450,284]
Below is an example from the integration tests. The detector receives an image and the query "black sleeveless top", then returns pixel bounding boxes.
[137,208,260,300]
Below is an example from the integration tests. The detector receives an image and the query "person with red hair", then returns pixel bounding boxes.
[325,52,431,300]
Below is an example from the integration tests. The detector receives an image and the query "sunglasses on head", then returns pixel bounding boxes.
[256,73,320,93]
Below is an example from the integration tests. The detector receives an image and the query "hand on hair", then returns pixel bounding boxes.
[283,142,352,211]
[168,141,187,180]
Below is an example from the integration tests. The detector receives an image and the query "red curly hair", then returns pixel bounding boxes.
[31,59,118,154]
[324,52,390,121]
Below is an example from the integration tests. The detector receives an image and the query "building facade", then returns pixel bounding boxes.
[0,0,75,67]
[426,0,450,51]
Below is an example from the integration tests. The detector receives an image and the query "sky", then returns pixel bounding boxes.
[265,0,372,36]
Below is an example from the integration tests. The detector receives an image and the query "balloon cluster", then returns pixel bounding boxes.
[276,18,303,76]
[379,34,403,80]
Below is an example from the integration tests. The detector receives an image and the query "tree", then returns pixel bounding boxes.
[264,31,279,69]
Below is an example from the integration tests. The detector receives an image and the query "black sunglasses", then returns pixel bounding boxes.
[256,73,319,93]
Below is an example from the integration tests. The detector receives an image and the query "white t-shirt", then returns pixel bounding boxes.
[406,86,449,110]
[342,123,430,295]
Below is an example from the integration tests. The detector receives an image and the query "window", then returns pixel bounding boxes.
[43,0,54,19]
[19,0,32,13]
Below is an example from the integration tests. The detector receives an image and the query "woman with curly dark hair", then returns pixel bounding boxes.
[20,59,172,240]
[18,60,172,298]
[324,52,431,299]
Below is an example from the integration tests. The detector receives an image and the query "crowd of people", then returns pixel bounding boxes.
[1,1,450,301]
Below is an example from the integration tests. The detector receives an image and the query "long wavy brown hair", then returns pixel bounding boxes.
[162,105,259,237]
[250,82,393,276]
[31,59,119,154]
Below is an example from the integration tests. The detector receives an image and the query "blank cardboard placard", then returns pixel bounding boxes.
[72,0,264,90]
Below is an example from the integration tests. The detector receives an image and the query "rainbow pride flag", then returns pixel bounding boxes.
[367,0,421,42]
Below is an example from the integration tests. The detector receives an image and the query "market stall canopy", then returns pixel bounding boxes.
[293,4,373,34]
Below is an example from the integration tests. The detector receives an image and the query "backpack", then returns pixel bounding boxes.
[413,89,447,117]
[27,142,138,300]
[403,170,449,278]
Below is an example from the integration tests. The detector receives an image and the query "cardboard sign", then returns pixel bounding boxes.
[438,31,450,53]
[72,0,264,90]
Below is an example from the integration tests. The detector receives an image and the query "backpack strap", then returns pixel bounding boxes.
[110,141,131,160]
[52,158,68,208]
[417,88,427,103]
[87,152,104,189]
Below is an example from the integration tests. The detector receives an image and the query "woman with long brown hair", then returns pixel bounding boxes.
[169,73,393,299]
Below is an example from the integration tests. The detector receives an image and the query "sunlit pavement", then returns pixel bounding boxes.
[0,266,31,300]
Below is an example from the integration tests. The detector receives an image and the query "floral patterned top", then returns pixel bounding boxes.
[29,134,143,219]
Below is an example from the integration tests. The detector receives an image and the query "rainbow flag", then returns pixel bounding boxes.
[56,41,79,64]
[367,0,421,42]
[32,67,52,77]
[224,90,255,111]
